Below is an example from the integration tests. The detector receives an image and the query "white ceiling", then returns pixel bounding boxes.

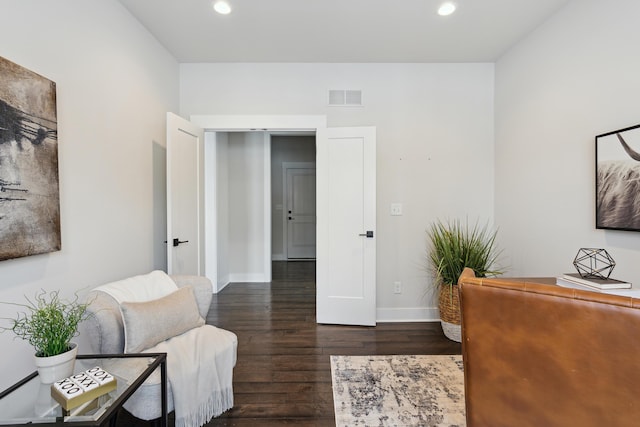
[118,0,570,63]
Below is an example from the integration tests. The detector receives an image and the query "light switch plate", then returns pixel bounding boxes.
[390,203,403,216]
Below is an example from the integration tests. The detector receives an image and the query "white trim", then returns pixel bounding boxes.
[191,115,326,131]
[228,273,269,283]
[217,274,230,291]
[217,280,231,292]
[376,307,440,323]
[263,133,272,282]
[204,131,218,292]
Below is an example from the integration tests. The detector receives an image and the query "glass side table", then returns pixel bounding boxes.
[0,353,167,427]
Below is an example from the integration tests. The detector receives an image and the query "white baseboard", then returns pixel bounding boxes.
[228,273,268,283]
[215,280,231,293]
[376,307,440,323]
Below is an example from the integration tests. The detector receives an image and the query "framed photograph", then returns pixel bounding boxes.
[0,56,60,261]
[596,123,640,231]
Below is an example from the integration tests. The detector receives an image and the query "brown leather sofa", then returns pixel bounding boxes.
[457,267,640,427]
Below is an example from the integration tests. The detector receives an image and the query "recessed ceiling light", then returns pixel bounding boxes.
[213,1,232,15]
[438,2,457,16]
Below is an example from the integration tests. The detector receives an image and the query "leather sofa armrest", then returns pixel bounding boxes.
[458,267,477,284]
[170,275,213,319]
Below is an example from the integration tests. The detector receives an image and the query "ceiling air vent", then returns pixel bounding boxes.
[328,89,363,107]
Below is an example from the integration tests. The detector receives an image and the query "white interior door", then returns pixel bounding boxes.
[316,126,376,326]
[166,112,204,275]
[286,167,316,259]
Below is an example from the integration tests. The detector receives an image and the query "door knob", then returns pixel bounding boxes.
[173,238,189,247]
[358,231,374,238]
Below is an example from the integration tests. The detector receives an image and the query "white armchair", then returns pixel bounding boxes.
[82,271,237,425]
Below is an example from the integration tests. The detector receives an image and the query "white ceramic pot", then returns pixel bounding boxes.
[34,343,78,384]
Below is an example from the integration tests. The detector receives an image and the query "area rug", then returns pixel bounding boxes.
[331,355,465,427]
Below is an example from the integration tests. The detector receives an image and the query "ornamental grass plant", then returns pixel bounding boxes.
[428,218,503,288]
[1,290,91,357]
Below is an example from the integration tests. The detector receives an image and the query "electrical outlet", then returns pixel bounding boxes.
[390,203,403,216]
[393,281,402,294]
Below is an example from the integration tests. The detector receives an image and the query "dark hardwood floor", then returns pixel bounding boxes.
[118,261,460,426]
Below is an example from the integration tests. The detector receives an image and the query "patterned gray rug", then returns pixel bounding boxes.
[331,355,465,427]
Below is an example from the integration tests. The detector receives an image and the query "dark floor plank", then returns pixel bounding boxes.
[116,261,460,426]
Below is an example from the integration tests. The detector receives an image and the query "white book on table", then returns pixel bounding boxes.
[560,273,631,289]
[556,276,640,298]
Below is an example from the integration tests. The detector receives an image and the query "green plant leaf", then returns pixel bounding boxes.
[1,290,91,357]
[427,218,503,287]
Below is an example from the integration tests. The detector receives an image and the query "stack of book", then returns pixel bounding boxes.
[556,273,634,294]
[51,367,117,411]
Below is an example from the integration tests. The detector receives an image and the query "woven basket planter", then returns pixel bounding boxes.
[438,285,461,342]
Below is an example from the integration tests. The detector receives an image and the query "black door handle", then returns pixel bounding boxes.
[358,231,374,238]
[173,238,189,247]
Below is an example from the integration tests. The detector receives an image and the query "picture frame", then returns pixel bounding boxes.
[595,123,640,231]
[0,56,60,261]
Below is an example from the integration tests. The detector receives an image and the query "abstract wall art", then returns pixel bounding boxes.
[596,123,640,232]
[0,56,60,261]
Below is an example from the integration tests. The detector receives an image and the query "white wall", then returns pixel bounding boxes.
[495,0,640,284]
[0,1,178,388]
[215,133,231,288]
[227,132,269,282]
[180,63,495,321]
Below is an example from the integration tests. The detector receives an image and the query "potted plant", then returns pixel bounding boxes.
[1,289,91,383]
[427,218,502,342]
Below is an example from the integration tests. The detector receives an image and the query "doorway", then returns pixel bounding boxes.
[270,134,316,261]
[182,114,327,292]
[185,115,376,326]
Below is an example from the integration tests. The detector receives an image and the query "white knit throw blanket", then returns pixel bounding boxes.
[147,325,237,427]
[96,270,237,427]
[94,270,178,302]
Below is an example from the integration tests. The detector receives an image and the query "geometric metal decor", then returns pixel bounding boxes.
[573,248,616,279]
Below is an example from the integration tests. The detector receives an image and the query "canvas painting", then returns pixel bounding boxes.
[596,124,640,231]
[0,56,60,261]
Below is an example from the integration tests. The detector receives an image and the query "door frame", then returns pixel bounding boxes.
[190,115,326,292]
[282,162,316,260]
